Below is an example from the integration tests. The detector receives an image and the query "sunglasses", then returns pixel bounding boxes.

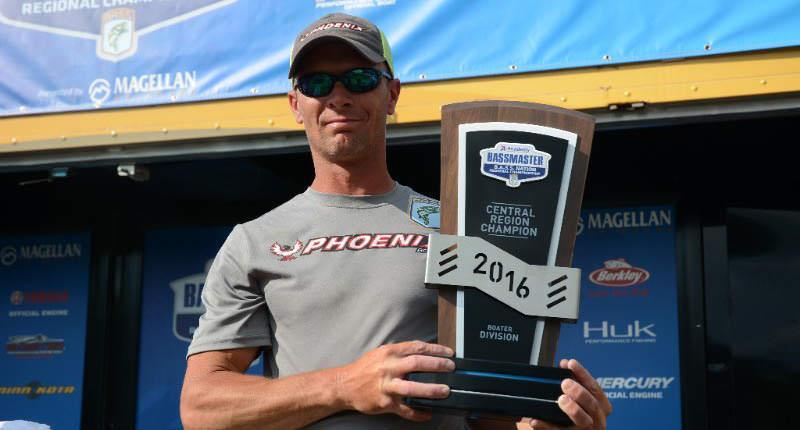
[294,67,393,97]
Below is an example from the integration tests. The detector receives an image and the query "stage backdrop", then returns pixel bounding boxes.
[136,226,264,430]
[0,233,91,429]
[557,206,681,430]
[2,0,799,116]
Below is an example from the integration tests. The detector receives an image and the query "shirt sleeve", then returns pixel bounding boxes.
[187,224,271,358]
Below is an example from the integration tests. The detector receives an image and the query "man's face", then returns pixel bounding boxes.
[288,42,400,165]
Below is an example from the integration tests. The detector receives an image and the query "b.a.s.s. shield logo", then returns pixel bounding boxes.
[410,197,440,229]
[169,260,212,342]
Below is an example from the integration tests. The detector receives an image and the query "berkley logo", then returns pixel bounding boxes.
[588,259,650,287]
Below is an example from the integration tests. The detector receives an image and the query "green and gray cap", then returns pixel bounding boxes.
[288,13,394,79]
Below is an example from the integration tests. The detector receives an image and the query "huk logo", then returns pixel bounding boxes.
[584,320,657,344]
[1,246,17,266]
[589,258,650,287]
[97,8,136,61]
[480,142,551,187]
[169,260,212,342]
[270,241,303,261]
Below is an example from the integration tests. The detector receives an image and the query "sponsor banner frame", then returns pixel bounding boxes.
[557,206,682,430]
[0,233,91,428]
[2,0,800,116]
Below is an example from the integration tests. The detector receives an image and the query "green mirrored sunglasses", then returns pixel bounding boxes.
[295,67,393,97]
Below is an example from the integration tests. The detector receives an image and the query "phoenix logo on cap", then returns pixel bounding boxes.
[299,22,366,42]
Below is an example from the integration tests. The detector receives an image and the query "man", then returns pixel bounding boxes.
[180,13,611,430]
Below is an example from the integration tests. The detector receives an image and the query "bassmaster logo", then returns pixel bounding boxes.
[270,233,429,262]
[589,258,650,287]
[0,382,75,399]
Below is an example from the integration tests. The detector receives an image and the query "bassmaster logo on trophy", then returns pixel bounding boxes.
[97,8,137,61]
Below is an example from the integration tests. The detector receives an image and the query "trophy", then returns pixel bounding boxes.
[407,101,594,425]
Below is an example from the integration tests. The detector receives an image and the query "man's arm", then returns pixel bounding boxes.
[180,341,455,430]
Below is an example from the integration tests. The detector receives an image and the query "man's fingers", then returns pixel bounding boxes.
[562,378,604,428]
[385,377,450,399]
[557,394,594,428]
[392,340,454,358]
[395,354,455,375]
[564,359,612,416]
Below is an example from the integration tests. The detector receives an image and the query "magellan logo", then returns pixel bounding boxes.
[1,246,17,266]
[18,243,82,260]
[589,258,650,287]
[89,78,112,105]
[88,71,197,106]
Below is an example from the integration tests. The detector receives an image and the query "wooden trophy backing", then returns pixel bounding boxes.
[437,100,594,365]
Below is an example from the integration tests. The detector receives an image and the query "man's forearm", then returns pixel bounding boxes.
[181,366,345,430]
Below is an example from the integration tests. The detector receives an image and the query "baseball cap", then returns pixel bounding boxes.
[288,13,394,79]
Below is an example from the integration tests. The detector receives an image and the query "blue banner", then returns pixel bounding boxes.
[2,0,799,116]
[557,206,681,429]
[136,227,264,430]
[0,233,91,429]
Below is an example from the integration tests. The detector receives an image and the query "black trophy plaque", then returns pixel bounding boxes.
[407,101,594,424]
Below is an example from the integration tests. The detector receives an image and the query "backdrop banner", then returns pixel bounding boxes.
[2,0,799,116]
[557,206,681,429]
[0,233,91,428]
[136,227,264,430]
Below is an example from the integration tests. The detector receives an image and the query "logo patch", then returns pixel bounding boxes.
[6,334,65,357]
[589,259,650,287]
[410,198,440,229]
[479,142,551,187]
[270,241,303,261]
[98,8,136,61]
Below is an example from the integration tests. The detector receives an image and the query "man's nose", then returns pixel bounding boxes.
[326,81,353,109]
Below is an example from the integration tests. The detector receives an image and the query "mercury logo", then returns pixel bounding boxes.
[1,246,16,266]
[89,79,112,105]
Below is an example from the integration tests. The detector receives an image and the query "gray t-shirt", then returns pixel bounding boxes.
[188,183,463,429]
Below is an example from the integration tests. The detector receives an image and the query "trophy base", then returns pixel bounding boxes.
[406,358,573,427]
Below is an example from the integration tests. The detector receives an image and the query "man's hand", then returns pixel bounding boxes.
[519,359,612,430]
[335,340,455,421]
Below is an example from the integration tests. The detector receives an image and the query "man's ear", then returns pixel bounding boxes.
[386,79,401,116]
[287,89,304,124]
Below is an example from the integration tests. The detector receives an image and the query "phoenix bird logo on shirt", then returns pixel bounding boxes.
[270,241,303,261]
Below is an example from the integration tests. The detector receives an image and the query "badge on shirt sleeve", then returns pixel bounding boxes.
[410,197,440,229]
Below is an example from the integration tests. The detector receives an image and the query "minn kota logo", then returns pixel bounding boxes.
[0,1,237,62]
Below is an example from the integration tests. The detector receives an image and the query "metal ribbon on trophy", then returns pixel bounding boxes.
[407,101,594,425]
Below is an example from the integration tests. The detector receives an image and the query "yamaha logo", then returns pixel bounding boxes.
[10,291,24,305]
[89,78,112,105]
[1,246,17,266]
[589,258,650,287]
